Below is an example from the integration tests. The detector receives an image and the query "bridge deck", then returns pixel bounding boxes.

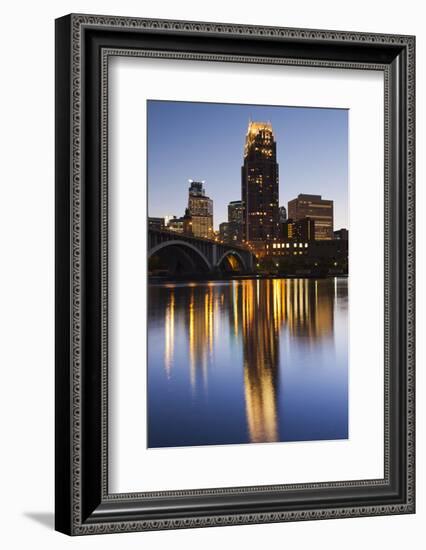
[148,228,251,253]
[148,229,255,272]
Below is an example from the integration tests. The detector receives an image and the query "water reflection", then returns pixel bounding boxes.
[187,286,214,392]
[241,280,279,443]
[164,291,174,378]
[148,278,347,448]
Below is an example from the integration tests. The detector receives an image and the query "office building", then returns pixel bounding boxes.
[288,194,334,240]
[228,200,244,224]
[241,121,280,248]
[225,199,244,242]
[280,217,315,242]
[187,180,214,239]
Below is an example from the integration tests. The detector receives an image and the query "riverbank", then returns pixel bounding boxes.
[148,271,348,284]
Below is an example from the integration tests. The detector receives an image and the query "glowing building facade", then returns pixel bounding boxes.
[280,217,316,242]
[288,194,334,240]
[186,181,214,239]
[241,122,280,251]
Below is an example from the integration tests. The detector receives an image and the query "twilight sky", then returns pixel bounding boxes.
[147,100,349,231]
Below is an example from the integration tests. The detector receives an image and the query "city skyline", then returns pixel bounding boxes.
[147,100,349,231]
[147,101,349,450]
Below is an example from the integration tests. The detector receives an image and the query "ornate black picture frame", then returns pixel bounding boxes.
[55,14,415,535]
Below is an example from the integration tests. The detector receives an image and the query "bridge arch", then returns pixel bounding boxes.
[216,250,248,272]
[149,240,212,274]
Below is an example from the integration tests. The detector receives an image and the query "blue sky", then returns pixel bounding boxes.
[147,100,348,231]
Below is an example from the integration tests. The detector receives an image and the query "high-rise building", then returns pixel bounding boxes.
[187,180,214,239]
[241,121,280,249]
[228,200,244,224]
[288,194,334,240]
[279,206,287,223]
[225,200,244,242]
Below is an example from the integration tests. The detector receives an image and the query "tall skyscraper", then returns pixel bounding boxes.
[241,121,280,249]
[186,180,214,239]
[288,194,334,240]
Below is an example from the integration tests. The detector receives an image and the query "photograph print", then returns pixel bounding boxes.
[147,100,349,449]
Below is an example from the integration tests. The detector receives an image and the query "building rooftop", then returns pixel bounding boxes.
[244,120,274,157]
[295,194,322,200]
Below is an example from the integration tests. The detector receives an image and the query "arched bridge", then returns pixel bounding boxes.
[148,229,255,275]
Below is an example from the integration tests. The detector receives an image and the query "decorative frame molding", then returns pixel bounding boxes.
[55,14,415,535]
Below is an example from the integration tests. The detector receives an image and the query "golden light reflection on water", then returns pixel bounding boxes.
[164,290,174,378]
[161,278,335,444]
[242,279,279,442]
[187,286,215,392]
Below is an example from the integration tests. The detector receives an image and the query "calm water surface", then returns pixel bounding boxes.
[148,278,348,448]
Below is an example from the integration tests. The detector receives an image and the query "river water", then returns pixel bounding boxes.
[147,277,348,448]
